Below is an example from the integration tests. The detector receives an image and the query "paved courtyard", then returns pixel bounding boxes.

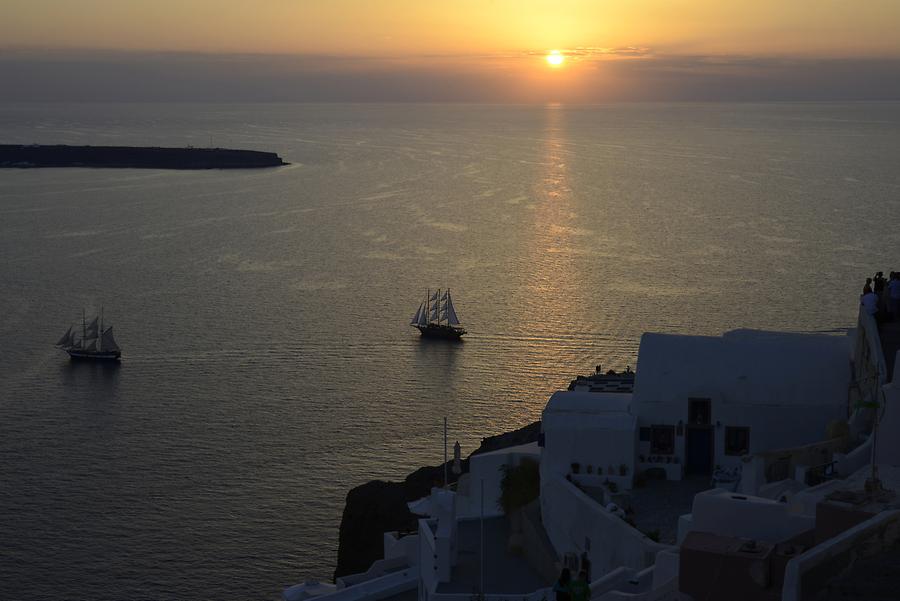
[629,477,712,544]
[435,517,548,595]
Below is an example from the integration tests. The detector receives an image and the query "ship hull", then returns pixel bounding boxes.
[414,324,466,340]
[65,348,121,362]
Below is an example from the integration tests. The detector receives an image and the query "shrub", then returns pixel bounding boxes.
[497,459,541,514]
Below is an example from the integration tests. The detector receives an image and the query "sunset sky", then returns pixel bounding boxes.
[3,0,900,101]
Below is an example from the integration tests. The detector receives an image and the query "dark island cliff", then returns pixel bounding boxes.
[0,144,287,169]
[333,421,541,580]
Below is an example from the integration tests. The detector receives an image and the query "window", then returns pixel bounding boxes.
[725,427,750,456]
[639,427,651,442]
[651,425,675,455]
[689,398,711,425]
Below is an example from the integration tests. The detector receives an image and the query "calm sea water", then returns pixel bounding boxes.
[1,102,899,600]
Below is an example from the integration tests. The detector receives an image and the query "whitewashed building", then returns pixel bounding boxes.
[631,329,852,480]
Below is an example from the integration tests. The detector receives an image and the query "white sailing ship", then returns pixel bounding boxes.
[56,309,121,361]
[411,288,466,339]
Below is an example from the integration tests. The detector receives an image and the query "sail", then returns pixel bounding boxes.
[84,339,97,351]
[85,317,99,339]
[446,293,461,326]
[429,305,440,322]
[429,290,439,303]
[101,327,120,352]
[410,303,424,326]
[56,326,73,347]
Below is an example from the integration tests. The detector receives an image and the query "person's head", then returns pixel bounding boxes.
[864,284,873,294]
[578,570,588,582]
[876,271,883,278]
[866,277,873,285]
[559,568,571,583]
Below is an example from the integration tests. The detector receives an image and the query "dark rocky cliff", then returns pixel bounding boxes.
[0,144,287,169]
[333,421,541,580]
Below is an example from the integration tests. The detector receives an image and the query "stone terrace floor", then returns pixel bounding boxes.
[580,477,711,545]
[435,517,548,595]
[629,477,712,545]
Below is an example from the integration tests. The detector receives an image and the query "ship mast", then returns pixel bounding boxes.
[100,306,103,351]
[82,308,86,350]
[436,288,442,325]
[426,288,430,326]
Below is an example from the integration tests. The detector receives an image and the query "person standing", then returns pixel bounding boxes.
[861,284,879,319]
[875,272,887,314]
[569,570,591,601]
[553,568,572,601]
[889,272,900,321]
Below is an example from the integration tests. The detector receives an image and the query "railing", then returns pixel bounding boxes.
[853,306,887,403]
[419,518,439,593]
[782,510,900,601]
[300,568,419,601]
[429,586,552,601]
[756,437,846,484]
[803,460,838,487]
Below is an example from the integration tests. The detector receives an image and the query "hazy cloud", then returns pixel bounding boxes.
[1,48,899,102]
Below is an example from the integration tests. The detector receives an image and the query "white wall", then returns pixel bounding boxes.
[875,381,900,467]
[540,474,668,578]
[679,489,814,544]
[541,391,637,487]
[455,443,540,519]
[631,330,851,475]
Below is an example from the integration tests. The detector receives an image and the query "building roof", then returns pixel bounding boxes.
[543,391,636,430]
[633,329,851,408]
[545,390,632,414]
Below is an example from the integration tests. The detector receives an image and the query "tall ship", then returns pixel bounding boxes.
[411,288,466,339]
[56,309,122,361]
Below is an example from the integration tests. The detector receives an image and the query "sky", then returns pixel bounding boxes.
[2,0,900,102]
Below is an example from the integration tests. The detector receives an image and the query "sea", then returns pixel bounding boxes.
[1,102,899,600]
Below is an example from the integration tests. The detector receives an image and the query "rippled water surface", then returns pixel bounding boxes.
[1,102,899,600]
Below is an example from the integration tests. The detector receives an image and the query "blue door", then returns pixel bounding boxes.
[686,427,713,475]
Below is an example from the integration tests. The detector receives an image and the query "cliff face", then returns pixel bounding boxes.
[0,144,287,169]
[333,421,541,580]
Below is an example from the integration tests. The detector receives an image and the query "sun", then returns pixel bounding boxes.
[546,50,564,67]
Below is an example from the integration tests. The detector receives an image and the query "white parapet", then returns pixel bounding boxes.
[782,510,900,601]
[683,488,814,544]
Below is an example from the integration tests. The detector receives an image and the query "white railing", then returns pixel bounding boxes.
[854,305,887,400]
[303,567,420,601]
[419,518,439,593]
[781,509,900,601]
[542,476,670,578]
[429,586,552,601]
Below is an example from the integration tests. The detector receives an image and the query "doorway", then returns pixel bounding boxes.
[686,398,713,475]
[686,427,713,475]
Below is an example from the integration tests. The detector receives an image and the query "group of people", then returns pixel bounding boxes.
[553,568,591,601]
[860,271,900,322]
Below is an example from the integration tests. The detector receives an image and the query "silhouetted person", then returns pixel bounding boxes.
[889,272,900,321]
[553,568,572,601]
[861,287,879,318]
[570,570,590,601]
[875,272,887,314]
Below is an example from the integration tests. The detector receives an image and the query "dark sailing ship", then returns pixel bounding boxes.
[411,288,466,339]
[56,309,121,361]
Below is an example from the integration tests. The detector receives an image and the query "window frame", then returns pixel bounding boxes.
[650,424,676,455]
[724,426,751,456]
